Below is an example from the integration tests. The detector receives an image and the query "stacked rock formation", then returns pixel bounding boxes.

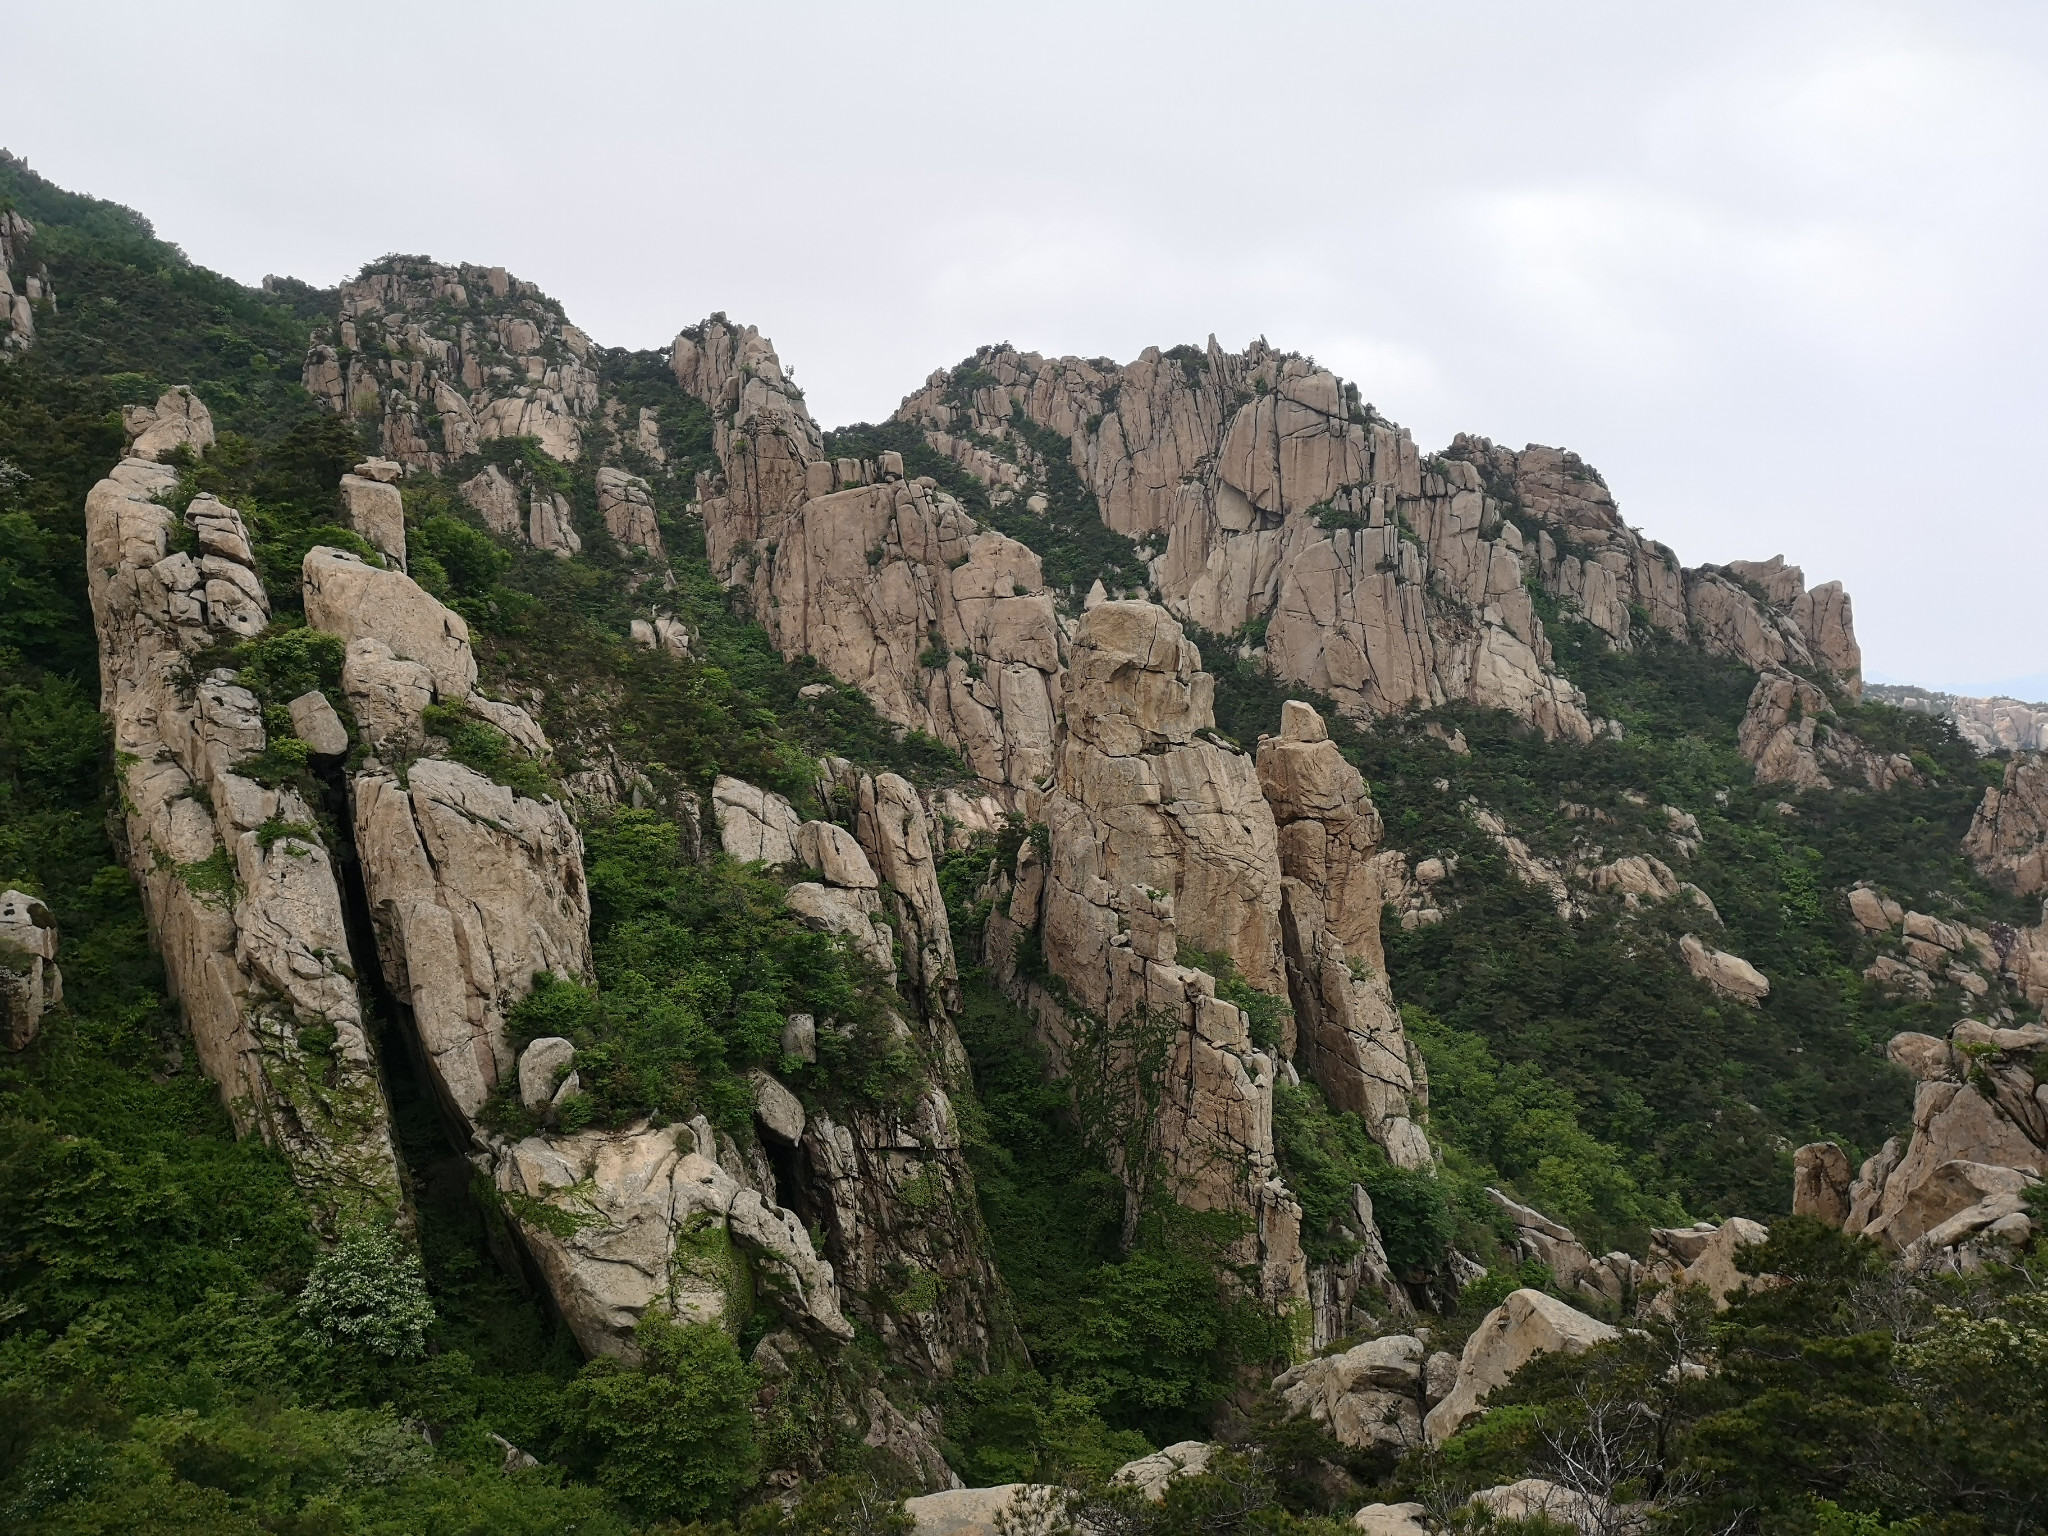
[1872,684,2048,755]
[1795,1019,2043,1259]
[896,344,1599,742]
[81,407,406,1228]
[987,601,1306,1306]
[0,206,49,351]
[706,764,1014,1375]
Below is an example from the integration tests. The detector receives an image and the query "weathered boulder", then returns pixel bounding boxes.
[459,464,524,538]
[1424,1289,1619,1443]
[0,889,61,1050]
[713,776,802,865]
[784,882,895,981]
[1792,1142,1853,1224]
[304,547,477,702]
[749,1069,806,1146]
[1738,667,1909,791]
[1645,1217,1769,1309]
[340,473,407,569]
[519,1036,576,1113]
[497,1118,851,1360]
[596,466,663,560]
[354,758,589,1123]
[124,385,216,460]
[1965,754,2048,898]
[1274,1334,1425,1451]
[1352,1502,1432,1536]
[1114,1441,1216,1500]
[286,689,350,757]
[530,490,580,555]
[904,1485,1041,1536]
[1846,1024,2047,1250]
[1679,934,1770,1004]
[1469,1478,1613,1536]
[340,638,436,757]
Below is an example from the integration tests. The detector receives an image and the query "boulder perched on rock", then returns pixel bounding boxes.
[340,472,407,569]
[1424,1289,1619,1443]
[1679,933,1770,1003]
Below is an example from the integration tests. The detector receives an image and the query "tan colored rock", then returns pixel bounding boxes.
[1470,1478,1612,1536]
[1850,1035,2048,1250]
[1848,886,1902,932]
[459,464,524,538]
[304,547,477,702]
[1666,1216,1769,1309]
[1352,1502,1432,1536]
[797,819,880,889]
[1792,1142,1853,1225]
[125,385,216,460]
[1114,1441,1216,1500]
[904,1486,1042,1536]
[1680,934,1769,1003]
[497,1120,851,1360]
[713,776,802,865]
[0,889,61,1050]
[340,473,407,569]
[353,759,591,1124]
[1424,1289,1619,1443]
[597,466,663,560]
[1275,1334,1425,1450]
[519,1036,576,1113]
[340,638,435,757]
[785,881,896,982]
[1888,1031,1955,1082]
[287,690,349,757]
[1589,853,1682,904]
[864,1390,962,1493]
[529,489,580,556]
[1965,754,2048,898]
[82,455,404,1226]
[749,1069,806,1146]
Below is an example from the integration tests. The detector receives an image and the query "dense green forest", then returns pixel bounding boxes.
[3,151,2043,1535]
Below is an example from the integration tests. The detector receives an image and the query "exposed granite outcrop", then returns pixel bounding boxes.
[82,452,405,1227]
[989,601,1306,1312]
[1965,753,2048,897]
[1256,701,1430,1167]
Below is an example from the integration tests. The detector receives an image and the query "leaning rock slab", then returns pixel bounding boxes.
[1424,1289,1618,1444]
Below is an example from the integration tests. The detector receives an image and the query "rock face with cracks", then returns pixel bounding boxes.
[1424,1289,1620,1444]
[1966,753,2048,898]
[1257,699,1430,1168]
[991,600,1306,1311]
[82,454,405,1227]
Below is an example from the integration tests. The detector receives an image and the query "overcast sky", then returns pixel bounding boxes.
[11,1,2045,694]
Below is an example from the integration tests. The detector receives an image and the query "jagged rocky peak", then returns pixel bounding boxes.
[894,340,1865,756]
[301,255,601,469]
[1873,683,2048,755]
[0,204,52,351]
[1966,752,2048,897]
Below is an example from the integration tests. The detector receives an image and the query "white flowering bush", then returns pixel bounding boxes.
[299,1224,434,1359]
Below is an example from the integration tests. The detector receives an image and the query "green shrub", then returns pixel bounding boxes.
[297,1224,434,1360]
[420,702,557,801]
[557,1315,759,1521]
